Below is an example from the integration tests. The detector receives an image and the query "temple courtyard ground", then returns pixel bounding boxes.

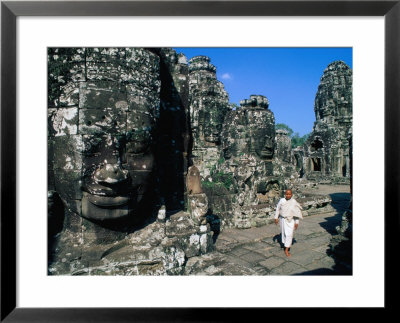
[185,185,352,275]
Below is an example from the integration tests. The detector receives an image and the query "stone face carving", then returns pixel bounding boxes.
[200,95,281,229]
[49,48,160,224]
[189,55,230,147]
[314,61,352,124]
[302,61,352,182]
[188,55,230,178]
[222,95,275,161]
[48,48,216,276]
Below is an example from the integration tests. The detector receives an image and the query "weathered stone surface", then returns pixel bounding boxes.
[59,82,80,107]
[48,107,79,137]
[186,165,203,195]
[165,212,197,238]
[199,95,282,229]
[184,252,259,275]
[298,195,334,216]
[222,95,275,160]
[189,55,230,176]
[52,135,83,170]
[48,48,351,276]
[275,129,292,163]
[187,193,208,225]
[300,61,352,182]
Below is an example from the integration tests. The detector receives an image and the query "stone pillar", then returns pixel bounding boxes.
[304,60,352,181]
[188,55,230,177]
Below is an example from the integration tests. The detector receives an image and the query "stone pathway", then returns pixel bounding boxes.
[185,185,352,275]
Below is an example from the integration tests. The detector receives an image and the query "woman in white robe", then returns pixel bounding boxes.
[274,189,303,257]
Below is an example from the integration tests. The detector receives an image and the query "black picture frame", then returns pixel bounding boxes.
[1,0,398,321]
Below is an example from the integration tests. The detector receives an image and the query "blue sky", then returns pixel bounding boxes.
[174,47,352,137]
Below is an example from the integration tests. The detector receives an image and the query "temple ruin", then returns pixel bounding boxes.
[48,48,352,275]
[301,61,352,183]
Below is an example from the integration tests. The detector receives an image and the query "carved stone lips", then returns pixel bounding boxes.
[261,148,273,156]
[83,181,130,197]
[85,192,131,207]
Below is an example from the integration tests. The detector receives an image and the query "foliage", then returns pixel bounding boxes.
[201,180,227,193]
[205,162,236,191]
[275,123,293,137]
[276,123,310,148]
[291,132,310,148]
[212,171,234,190]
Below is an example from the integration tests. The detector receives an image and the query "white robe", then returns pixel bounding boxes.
[275,197,303,247]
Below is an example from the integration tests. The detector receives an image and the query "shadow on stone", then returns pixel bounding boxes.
[300,191,352,276]
[329,192,351,214]
[207,213,221,243]
[272,234,284,248]
[293,268,335,275]
[326,234,352,275]
[318,213,342,235]
[155,48,191,213]
[48,191,64,267]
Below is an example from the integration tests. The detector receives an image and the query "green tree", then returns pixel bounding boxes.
[291,132,310,148]
[275,123,294,137]
[275,123,309,148]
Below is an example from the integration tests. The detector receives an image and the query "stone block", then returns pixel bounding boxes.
[86,60,121,82]
[81,135,119,165]
[183,234,201,258]
[49,107,79,137]
[61,209,83,233]
[86,48,125,62]
[59,82,80,107]
[81,217,127,245]
[79,82,127,109]
[165,212,197,238]
[54,170,83,201]
[78,108,127,135]
[200,232,213,254]
[52,135,83,170]
[187,193,208,224]
[259,255,285,269]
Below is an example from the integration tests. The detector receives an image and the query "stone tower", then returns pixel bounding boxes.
[303,60,352,181]
[222,95,275,163]
[188,55,230,177]
[275,128,292,164]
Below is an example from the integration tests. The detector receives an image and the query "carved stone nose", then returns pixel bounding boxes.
[93,164,129,184]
